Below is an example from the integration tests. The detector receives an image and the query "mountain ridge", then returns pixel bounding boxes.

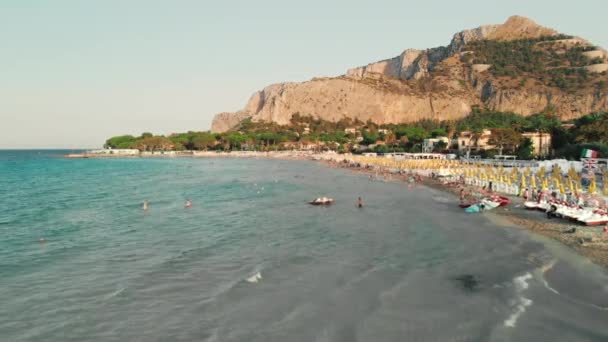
[211,16,608,132]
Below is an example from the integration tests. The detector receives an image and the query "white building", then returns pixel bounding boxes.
[422,136,450,153]
[88,149,140,156]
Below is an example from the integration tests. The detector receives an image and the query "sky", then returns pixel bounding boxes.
[1,0,606,148]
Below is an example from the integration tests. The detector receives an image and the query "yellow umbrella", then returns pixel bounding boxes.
[589,178,597,194]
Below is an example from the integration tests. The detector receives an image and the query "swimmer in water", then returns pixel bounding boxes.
[185,199,192,208]
[39,237,46,243]
[143,200,149,211]
[357,197,363,208]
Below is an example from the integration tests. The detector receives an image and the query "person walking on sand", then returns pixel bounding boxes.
[459,188,466,204]
[185,199,192,208]
[523,188,529,201]
[142,200,149,211]
[357,197,363,208]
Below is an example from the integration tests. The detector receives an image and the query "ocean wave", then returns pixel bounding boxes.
[539,260,560,295]
[103,287,126,301]
[504,297,533,328]
[504,272,533,328]
[431,196,451,204]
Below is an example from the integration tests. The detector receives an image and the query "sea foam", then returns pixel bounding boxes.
[504,272,533,328]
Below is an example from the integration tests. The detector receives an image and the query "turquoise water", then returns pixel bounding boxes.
[1,150,608,341]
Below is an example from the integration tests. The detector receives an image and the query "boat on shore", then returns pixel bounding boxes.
[524,199,608,226]
[460,195,510,209]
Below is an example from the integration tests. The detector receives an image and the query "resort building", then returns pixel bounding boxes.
[522,132,552,157]
[344,128,358,135]
[422,136,450,153]
[457,130,494,153]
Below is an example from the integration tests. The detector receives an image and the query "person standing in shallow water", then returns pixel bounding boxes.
[357,197,363,208]
[142,200,149,211]
[185,199,192,208]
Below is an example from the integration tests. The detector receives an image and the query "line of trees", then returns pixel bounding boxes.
[104,110,608,160]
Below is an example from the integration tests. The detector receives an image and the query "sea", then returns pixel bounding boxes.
[1,150,608,342]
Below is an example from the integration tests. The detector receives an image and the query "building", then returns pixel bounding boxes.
[88,148,140,156]
[457,130,494,153]
[378,129,390,135]
[522,132,552,157]
[344,128,358,135]
[560,123,575,130]
[422,136,450,153]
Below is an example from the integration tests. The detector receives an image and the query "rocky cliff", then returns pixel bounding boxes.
[211,16,608,132]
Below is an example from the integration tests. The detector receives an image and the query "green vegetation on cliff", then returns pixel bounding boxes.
[462,36,607,92]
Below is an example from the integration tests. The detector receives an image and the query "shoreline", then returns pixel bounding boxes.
[66,151,608,269]
[317,157,608,270]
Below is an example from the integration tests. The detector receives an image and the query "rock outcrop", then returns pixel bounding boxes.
[211,16,608,132]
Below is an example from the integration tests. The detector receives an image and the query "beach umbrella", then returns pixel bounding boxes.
[530,175,537,189]
[589,178,597,194]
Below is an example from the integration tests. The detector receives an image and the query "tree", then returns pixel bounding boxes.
[361,130,379,145]
[489,128,522,155]
[433,141,448,152]
[133,136,174,151]
[191,133,217,151]
[430,128,447,138]
[223,133,247,150]
[104,135,137,149]
[516,138,534,160]
[575,115,608,144]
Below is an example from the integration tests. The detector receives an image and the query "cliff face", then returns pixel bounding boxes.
[211,16,608,132]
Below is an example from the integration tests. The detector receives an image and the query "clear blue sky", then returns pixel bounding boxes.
[1,0,606,148]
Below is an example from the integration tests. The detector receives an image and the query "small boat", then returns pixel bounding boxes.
[464,204,481,213]
[309,197,334,205]
[493,195,511,207]
[579,214,608,226]
[480,199,500,210]
[464,200,499,213]
[524,201,540,210]
[462,196,508,209]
